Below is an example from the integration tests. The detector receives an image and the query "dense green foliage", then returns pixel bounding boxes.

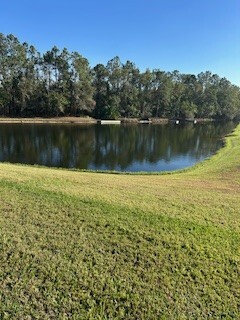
[0,33,240,119]
[0,126,240,318]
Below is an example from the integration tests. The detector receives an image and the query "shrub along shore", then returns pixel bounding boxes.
[0,125,239,318]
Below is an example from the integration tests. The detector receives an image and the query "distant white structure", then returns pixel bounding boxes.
[175,120,180,124]
[100,120,121,125]
[194,120,197,124]
[139,120,152,124]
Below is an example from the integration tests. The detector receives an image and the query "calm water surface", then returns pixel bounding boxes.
[0,122,236,172]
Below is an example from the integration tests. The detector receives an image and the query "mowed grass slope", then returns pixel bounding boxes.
[0,126,240,319]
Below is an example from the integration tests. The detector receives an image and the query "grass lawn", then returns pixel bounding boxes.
[0,125,239,319]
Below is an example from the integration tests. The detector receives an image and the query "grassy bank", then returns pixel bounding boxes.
[0,117,97,124]
[0,126,240,319]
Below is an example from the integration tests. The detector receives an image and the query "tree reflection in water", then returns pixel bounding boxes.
[0,122,236,172]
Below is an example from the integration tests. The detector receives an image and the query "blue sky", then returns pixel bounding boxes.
[0,0,239,86]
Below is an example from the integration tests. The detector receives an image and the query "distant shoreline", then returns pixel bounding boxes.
[0,117,98,124]
[0,117,214,124]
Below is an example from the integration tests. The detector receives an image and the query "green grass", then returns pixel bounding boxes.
[0,126,240,319]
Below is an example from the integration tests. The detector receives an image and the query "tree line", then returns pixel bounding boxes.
[0,33,240,120]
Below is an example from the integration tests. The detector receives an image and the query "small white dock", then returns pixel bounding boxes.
[100,120,121,125]
[139,120,152,124]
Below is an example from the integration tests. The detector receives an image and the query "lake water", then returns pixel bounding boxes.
[0,122,236,172]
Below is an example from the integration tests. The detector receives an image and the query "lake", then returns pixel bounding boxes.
[0,122,236,172]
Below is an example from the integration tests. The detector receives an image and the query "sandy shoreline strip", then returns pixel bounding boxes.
[0,117,98,124]
[0,117,212,124]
